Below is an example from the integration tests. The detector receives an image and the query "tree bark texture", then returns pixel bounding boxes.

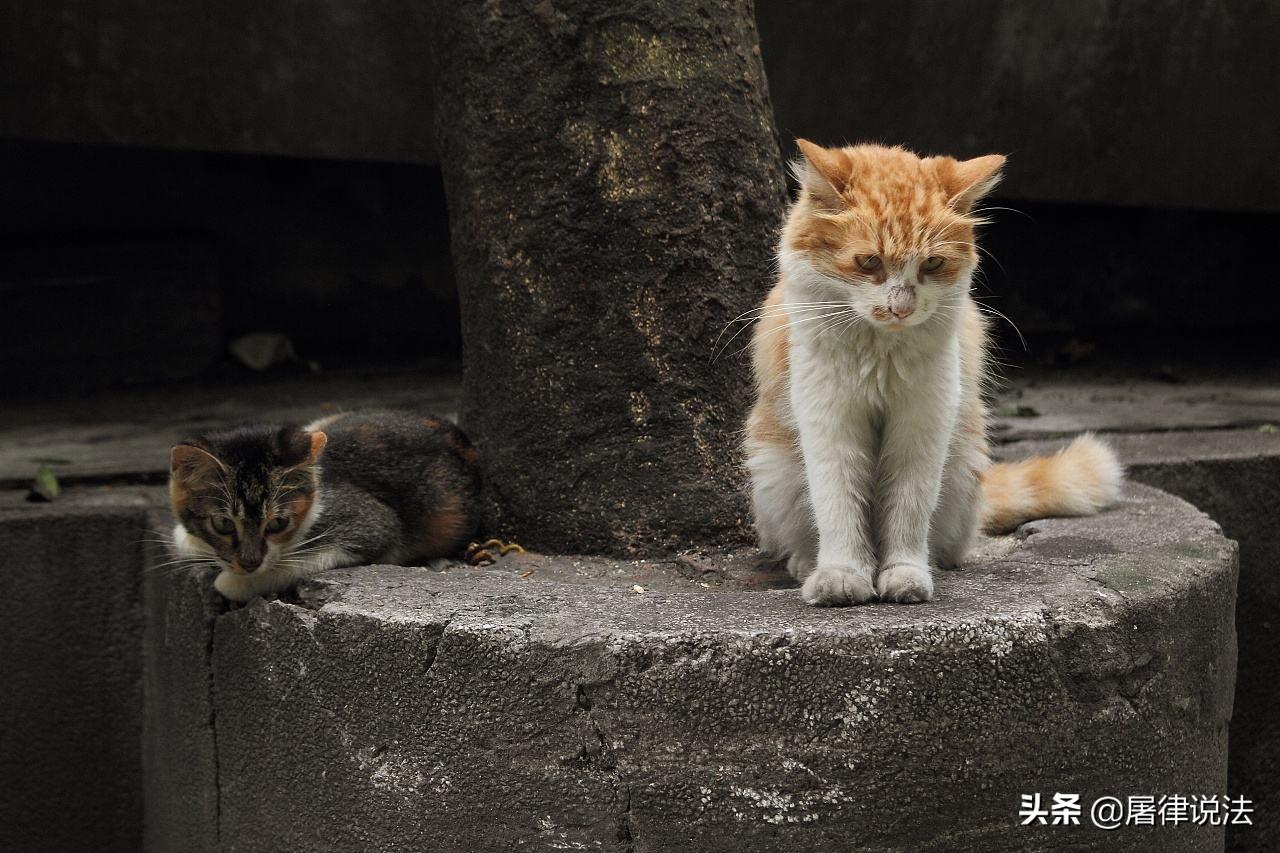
[430,0,786,554]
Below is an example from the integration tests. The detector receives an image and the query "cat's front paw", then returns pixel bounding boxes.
[214,568,288,602]
[801,564,876,607]
[875,562,934,603]
[214,570,258,602]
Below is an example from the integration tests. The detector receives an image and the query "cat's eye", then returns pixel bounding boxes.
[920,256,944,273]
[856,255,882,272]
[265,516,290,534]
[210,516,236,536]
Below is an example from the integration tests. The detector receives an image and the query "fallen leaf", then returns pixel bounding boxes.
[1259,424,1278,434]
[997,404,1041,418]
[29,465,61,502]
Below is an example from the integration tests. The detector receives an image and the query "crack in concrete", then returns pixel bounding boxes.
[993,419,1280,446]
[618,784,635,852]
[572,673,635,851]
[206,604,224,852]
[421,620,451,676]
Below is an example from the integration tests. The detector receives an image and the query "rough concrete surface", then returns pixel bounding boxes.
[0,488,158,852]
[992,382,1280,441]
[1001,430,1280,852]
[143,484,1236,852]
[0,368,460,488]
[140,502,224,853]
[6,373,1275,491]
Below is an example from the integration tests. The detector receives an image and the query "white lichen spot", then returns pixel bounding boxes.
[628,389,651,426]
[728,786,819,825]
[595,22,710,85]
[597,129,659,203]
[352,746,426,797]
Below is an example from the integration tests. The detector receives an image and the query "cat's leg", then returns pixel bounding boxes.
[875,369,959,603]
[746,440,817,580]
[792,391,879,606]
[929,432,985,570]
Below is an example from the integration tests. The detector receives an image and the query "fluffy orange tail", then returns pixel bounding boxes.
[979,434,1124,534]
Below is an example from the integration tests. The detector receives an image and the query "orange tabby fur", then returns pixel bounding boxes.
[745,141,1122,604]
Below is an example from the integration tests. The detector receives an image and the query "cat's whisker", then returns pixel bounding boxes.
[284,530,333,551]
[144,557,209,570]
[714,302,847,353]
[971,205,1033,222]
[973,301,1028,352]
[724,300,845,321]
[142,556,220,575]
[713,304,852,361]
[726,308,856,359]
[277,545,339,562]
[719,303,848,330]
[813,309,861,341]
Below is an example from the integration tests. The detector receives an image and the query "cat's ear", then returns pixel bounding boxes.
[937,154,1006,215]
[280,428,327,467]
[305,431,328,463]
[793,138,849,206]
[170,443,225,484]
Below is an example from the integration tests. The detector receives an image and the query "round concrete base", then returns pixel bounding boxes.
[145,483,1236,852]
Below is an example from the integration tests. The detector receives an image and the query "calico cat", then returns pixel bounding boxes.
[169,409,481,601]
[745,140,1122,607]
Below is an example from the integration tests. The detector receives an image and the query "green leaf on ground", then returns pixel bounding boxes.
[1259,424,1279,434]
[30,465,61,501]
[997,404,1041,418]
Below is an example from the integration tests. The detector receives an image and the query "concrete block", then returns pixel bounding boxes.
[141,553,223,853]
[992,382,1280,441]
[0,492,155,852]
[148,483,1236,851]
[1001,429,1280,851]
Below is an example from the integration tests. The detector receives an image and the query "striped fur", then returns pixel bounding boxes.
[980,434,1124,534]
[745,140,1123,606]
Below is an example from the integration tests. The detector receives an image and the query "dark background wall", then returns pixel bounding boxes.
[5,1,1276,211]
[2,0,1277,393]
[0,1,439,164]
[759,0,1280,213]
[1,141,458,389]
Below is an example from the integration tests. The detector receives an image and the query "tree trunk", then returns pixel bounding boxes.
[429,0,786,555]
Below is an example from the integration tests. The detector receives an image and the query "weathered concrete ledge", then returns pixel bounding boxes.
[1001,429,1280,851]
[0,486,160,853]
[146,483,1236,852]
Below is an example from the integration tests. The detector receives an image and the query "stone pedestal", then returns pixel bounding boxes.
[143,483,1236,851]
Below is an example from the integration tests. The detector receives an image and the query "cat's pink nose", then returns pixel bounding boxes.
[886,285,916,319]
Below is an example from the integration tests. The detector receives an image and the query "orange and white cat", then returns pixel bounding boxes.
[745,140,1122,606]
